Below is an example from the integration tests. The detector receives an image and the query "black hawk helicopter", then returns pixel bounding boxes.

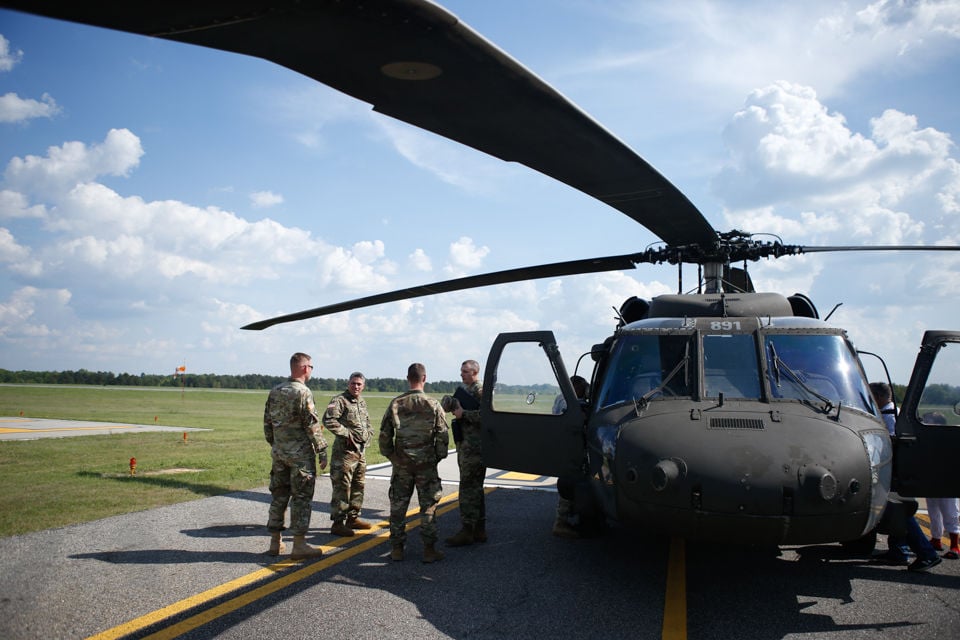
[9,0,959,547]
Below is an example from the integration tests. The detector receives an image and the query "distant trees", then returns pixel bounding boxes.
[0,369,939,402]
[0,368,463,393]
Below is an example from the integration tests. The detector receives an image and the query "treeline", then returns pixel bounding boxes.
[0,369,465,393]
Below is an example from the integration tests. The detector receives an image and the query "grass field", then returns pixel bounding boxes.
[0,385,406,538]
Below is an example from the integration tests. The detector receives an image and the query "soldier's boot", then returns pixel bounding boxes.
[552,518,580,539]
[290,535,323,560]
[422,543,445,564]
[444,524,475,547]
[473,519,488,543]
[347,515,373,530]
[264,532,286,556]
[390,544,405,562]
[330,519,356,537]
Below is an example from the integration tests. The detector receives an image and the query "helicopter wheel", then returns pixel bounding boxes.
[840,528,877,556]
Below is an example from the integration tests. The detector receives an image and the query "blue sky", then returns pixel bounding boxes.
[1,0,959,383]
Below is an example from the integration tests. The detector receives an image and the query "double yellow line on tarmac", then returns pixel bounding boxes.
[85,486,691,640]
[86,490,472,640]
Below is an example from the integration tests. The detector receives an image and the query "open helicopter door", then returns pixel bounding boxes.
[893,330,960,497]
[480,331,586,477]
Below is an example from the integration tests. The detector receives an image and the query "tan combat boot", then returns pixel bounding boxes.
[264,532,286,556]
[390,544,404,562]
[423,543,445,563]
[444,524,475,547]
[473,519,487,543]
[290,535,323,560]
[347,515,373,530]
[330,519,356,537]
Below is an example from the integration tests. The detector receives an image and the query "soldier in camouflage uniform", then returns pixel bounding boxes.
[445,359,487,546]
[379,363,450,563]
[323,372,373,537]
[263,352,327,560]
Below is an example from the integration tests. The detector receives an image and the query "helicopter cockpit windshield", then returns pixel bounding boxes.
[763,334,874,413]
[597,334,694,408]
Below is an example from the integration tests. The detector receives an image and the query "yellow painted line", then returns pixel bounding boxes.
[661,537,687,640]
[84,489,475,640]
[497,471,542,481]
[0,425,136,433]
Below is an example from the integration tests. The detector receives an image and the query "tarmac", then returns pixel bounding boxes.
[0,416,211,440]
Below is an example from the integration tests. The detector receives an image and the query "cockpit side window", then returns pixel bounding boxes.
[917,344,959,426]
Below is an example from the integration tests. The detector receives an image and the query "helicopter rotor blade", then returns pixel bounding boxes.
[1,0,717,248]
[796,245,960,254]
[241,253,646,330]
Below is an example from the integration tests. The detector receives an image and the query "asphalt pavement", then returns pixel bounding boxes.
[1,419,958,639]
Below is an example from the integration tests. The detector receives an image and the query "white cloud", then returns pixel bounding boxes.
[0,92,60,123]
[249,190,283,208]
[445,236,490,275]
[577,0,960,109]
[408,248,432,272]
[716,81,958,247]
[0,189,46,219]
[0,34,22,72]
[4,128,143,198]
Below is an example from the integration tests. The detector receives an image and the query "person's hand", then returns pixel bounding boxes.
[318,450,328,470]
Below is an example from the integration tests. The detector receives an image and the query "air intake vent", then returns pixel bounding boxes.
[709,418,765,430]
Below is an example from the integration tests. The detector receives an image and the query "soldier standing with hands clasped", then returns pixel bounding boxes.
[443,359,487,546]
[323,372,374,537]
[263,352,327,560]
[379,363,450,563]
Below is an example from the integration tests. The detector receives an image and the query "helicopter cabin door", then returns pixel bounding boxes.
[480,331,585,477]
[893,330,960,497]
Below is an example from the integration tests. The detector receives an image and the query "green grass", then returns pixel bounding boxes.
[0,385,400,538]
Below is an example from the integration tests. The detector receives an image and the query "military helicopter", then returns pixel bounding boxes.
[9,0,959,548]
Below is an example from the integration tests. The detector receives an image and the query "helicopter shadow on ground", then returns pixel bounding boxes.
[684,541,960,639]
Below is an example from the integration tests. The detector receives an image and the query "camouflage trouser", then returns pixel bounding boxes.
[456,425,486,526]
[329,443,366,521]
[388,464,442,546]
[267,453,317,536]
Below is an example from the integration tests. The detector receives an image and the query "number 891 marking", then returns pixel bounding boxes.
[710,321,742,331]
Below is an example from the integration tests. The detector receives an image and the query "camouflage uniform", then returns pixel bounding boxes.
[379,389,449,546]
[454,380,485,529]
[264,378,326,537]
[323,389,372,522]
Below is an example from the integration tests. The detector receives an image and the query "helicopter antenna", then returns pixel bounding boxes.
[823,303,843,322]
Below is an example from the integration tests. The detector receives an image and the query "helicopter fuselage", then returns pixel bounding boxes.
[579,314,890,544]
[481,295,898,546]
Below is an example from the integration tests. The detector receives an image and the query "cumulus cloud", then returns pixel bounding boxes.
[715,81,958,246]
[4,128,143,198]
[0,34,22,72]
[0,92,60,123]
[0,189,46,219]
[445,236,490,275]
[408,248,432,272]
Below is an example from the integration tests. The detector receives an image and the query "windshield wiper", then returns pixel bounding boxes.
[769,342,835,413]
[636,342,690,414]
